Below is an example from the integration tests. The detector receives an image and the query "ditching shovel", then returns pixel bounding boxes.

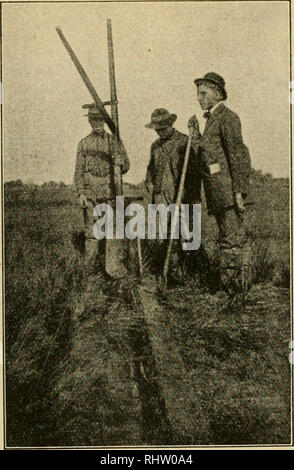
[162,127,193,287]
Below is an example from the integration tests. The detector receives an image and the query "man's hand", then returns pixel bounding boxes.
[78,193,88,208]
[145,182,154,195]
[234,193,245,213]
[187,115,200,134]
[113,153,125,167]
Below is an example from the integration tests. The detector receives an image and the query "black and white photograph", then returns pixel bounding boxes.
[1,0,293,449]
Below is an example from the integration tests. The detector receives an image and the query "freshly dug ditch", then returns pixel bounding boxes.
[51,270,209,446]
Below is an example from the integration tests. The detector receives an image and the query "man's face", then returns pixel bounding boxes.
[155,126,173,139]
[197,84,219,110]
[89,116,104,134]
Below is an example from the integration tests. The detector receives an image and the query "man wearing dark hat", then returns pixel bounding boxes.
[74,103,130,270]
[145,108,201,280]
[188,72,252,290]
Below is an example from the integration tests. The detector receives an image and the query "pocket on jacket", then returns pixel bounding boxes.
[85,154,110,177]
[204,171,234,213]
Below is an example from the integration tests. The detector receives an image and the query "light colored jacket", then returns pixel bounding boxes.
[74,131,130,201]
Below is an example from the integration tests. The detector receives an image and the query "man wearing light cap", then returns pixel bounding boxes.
[74,103,130,271]
[188,72,252,291]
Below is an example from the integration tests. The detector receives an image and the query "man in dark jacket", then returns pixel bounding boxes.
[145,108,201,280]
[145,108,200,205]
[188,72,252,290]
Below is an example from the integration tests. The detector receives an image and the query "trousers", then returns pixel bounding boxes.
[215,206,246,250]
[82,200,100,271]
[214,207,251,291]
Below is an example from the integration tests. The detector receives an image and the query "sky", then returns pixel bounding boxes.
[2,1,291,185]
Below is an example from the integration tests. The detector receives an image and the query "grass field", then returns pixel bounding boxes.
[4,174,292,446]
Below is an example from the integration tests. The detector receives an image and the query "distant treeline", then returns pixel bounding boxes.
[3,179,143,206]
[3,169,288,192]
[4,180,71,191]
[4,180,75,206]
[3,170,289,209]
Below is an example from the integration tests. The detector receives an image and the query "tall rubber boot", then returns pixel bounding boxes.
[84,238,98,275]
[240,245,252,292]
[218,247,242,294]
[78,238,100,310]
[168,249,184,286]
[219,245,252,295]
[73,239,98,319]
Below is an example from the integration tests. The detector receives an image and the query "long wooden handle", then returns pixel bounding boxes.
[107,19,123,196]
[162,128,193,281]
[56,26,117,136]
[107,19,119,140]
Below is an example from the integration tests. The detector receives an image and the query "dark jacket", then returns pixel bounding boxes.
[196,103,251,214]
[145,128,201,205]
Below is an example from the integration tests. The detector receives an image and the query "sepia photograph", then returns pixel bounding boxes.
[1,0,293,449]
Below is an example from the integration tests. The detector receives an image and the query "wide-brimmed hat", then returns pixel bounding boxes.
[145,108,177,129]
[194,72,227,100]
[82,103,105,120]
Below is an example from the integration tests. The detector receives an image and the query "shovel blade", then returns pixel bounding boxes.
[105,238,127,278]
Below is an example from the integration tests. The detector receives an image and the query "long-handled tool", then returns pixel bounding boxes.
[106,19,143,278]
[56,24,143,279]
[107,19,122,196]
[56,27,117,136]
[162,127,193,285]
[104,18,127,278]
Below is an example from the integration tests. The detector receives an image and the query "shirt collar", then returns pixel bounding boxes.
[159,127,175,142]
[91,129,106,138]
[209,101,223,115]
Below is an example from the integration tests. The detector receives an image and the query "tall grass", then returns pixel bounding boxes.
[4,181,291,446]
